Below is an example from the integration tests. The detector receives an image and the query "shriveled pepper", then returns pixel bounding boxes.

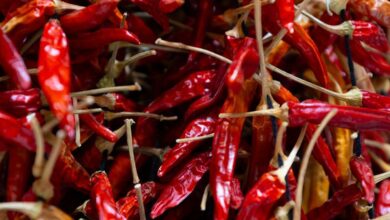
[350,156,375,203]
[38,19,75,139]
[349,0,390,27]
[0,89,41,117]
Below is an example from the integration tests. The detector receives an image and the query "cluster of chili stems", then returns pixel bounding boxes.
[0,0,389,219]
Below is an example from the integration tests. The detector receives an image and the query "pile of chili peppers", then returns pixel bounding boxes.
[0,0,389,219]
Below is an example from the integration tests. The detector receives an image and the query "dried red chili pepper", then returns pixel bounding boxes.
[310,12,340,52]
[60,0,119,34]
[349,20,389,53]
[69,28,140,50]
[376,180,390,216]
[129,0,169,30]
[90,171,125,220]
[0,88,41,117]
[230,177,244,209]
[349,0,390,27]
[79,113,118,143]
[94,93,138,112]
[275,0,294,33]
[158,113,217,177]
[0,28,31,89]
[151,152,211,218]
[38,19,75,139]
[306,184,363,220]
[108,152,133,199]
[126,14,157,44]
[350,156,375,203]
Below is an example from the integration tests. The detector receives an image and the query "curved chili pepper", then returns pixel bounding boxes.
[130,0,169,31]
[0,28,31,89]
[0,88,41,117]
[376,180,390,216]
[38,19,74,139]
[158,113,217,177]
[350,156,375,203]
[349,0,390,27]
[275,0,295,33]
[117,181,160,219]
[350,21,389,53]
[127,14,157,44]
[151,152,211,219]
[79,113,118,142]
[60,0,119,35]
[306,184,363,220]
[69,28,140,50]
[90,171,126,220]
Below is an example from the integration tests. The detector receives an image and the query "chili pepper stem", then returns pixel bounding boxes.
[374,171,390,184]
[176,133,214,143]
[113,50,157,76]
[73,98,81,147]
[368,150,390,172]
[0,202,42,219]
[30,115,45,178]
[72,108,103,114]
[21,30,43,55]
[71,84,141,97]
[225,11,249,38]
[275,200,295,220]
[54,0,85,13]
[33,130,65,201]
[271,122,289,167]
[96,125,126,154]
[365,139,390,159]
[293,110,338,220]
[105,111,177,121]
[219,104,288,121]
[200,184,210,211]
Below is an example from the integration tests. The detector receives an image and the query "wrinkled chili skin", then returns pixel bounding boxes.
[349,0,390,27]
[151,152,211,219]
[351,21,389,53]
[60,0,119,34]
[90,171,125,220]
[230,177,244,209]
[69,28,140,50]
[0,89,41,117]
[376,180,390,216]
[0,28,31,90]
[158,113,216,177]
[38,19,75,139]
[349,156,375,203]
[287,100,390,130]
[130,0,169,30]
[79,113,118,143]
[306,184,363,220]
[360,90,390,110]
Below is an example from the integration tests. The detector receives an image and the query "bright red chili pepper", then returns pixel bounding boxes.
[38,19,75,139]
[90,171,126,220]
[69,28,140,50]
[376,180,390,216]
[350,20,389,53]
[275,0,295,33]
[79,113,118,143]
[151,152,211,218]
[349,156,375,203]
[129,0,169,30]
[230,177,244,209]
[349,0,390,28]
[158,113,217,177]
[306,184,363,220]
[60,0,119,35]
[0,88,41,117]
[0,28,31,89]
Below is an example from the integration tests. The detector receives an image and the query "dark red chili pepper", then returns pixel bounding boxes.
[158,113,217,177]
[0,88,41,117]
[151,152,211,219]
[126,14,157,44]
[230,177,243,209]
[108,152,133,199]
[349,156,375,203]
[159,0,184,13]
[310,11,340,52]
[376,180,390,216]
[117,181,160,219]
[90,171,126,220]
[79,113,118,142]
[94,93,138,112]
[0,28,31,89]
[130,0,169,31]
[38,19,75,139]
[306,184,363,220]
[350,20,389,53]
[275,0,295,33]
[60,0,119,35]
[69,28,140,50]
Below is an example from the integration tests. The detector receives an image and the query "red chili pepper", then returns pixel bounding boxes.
[159,0,184,13]
[151,152,211,218]
[306,184,363,220]
[0,88,41,117]
[0,28,31,89]
[79,113,118,142]
[130,0,169,31]
[376,180,390,216]
[90,171,126,220]
[60,0,119,35]
[230,177,244,209]
[350,20,389,53]
[126,14,157,44]
[117,181,160,219]
[69,28,140,50]
[158,113,217,177]
[94,93,139,112]
[349,0,390,28]
[349,156,375,203]
[108,152,133,198]
[275,0,295,33]
[38,19,75,139]
[310,11,340,52]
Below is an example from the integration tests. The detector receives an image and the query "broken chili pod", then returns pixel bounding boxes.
[0,88,41,117]
[375,180,390,216]
[151,152,211,219]
[60,0,119,34]
[69,28,140,50]
[90,171,126,220]
[79,113,118,143]
[350,156,375,203]
[0,28,31,90]
[38,19,74,140]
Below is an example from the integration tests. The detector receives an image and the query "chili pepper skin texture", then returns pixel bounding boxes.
[60,0,119,34]
[350,156,375,203]
[349,0,390,28]
[360,90,390,109]
[79,113,118,142]
[0,89,41,117]
[275,0,295,33]
[351,21,389,53]
[90,171,126,220]
[151,152,211,218]
[376,180,390,216]
[0,28,31,90]
[130,0,169,30]
[38,19,75,139]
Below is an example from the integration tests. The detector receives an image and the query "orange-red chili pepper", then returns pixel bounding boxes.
[159,0,184,13]
[376,180,390,216]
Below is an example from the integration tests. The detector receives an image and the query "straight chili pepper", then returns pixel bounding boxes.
[349,20,389,53]
[38,19,75,139]
[350,156,375,203]
[60,0,119,34]
[151,152,211,219]
[90,171,126,220]
[376,180,390,216]
[0,28,31,89]
[79,113,118,142]
[69,28,140,50]
[158,113,217,177]
[0,89,41,117]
